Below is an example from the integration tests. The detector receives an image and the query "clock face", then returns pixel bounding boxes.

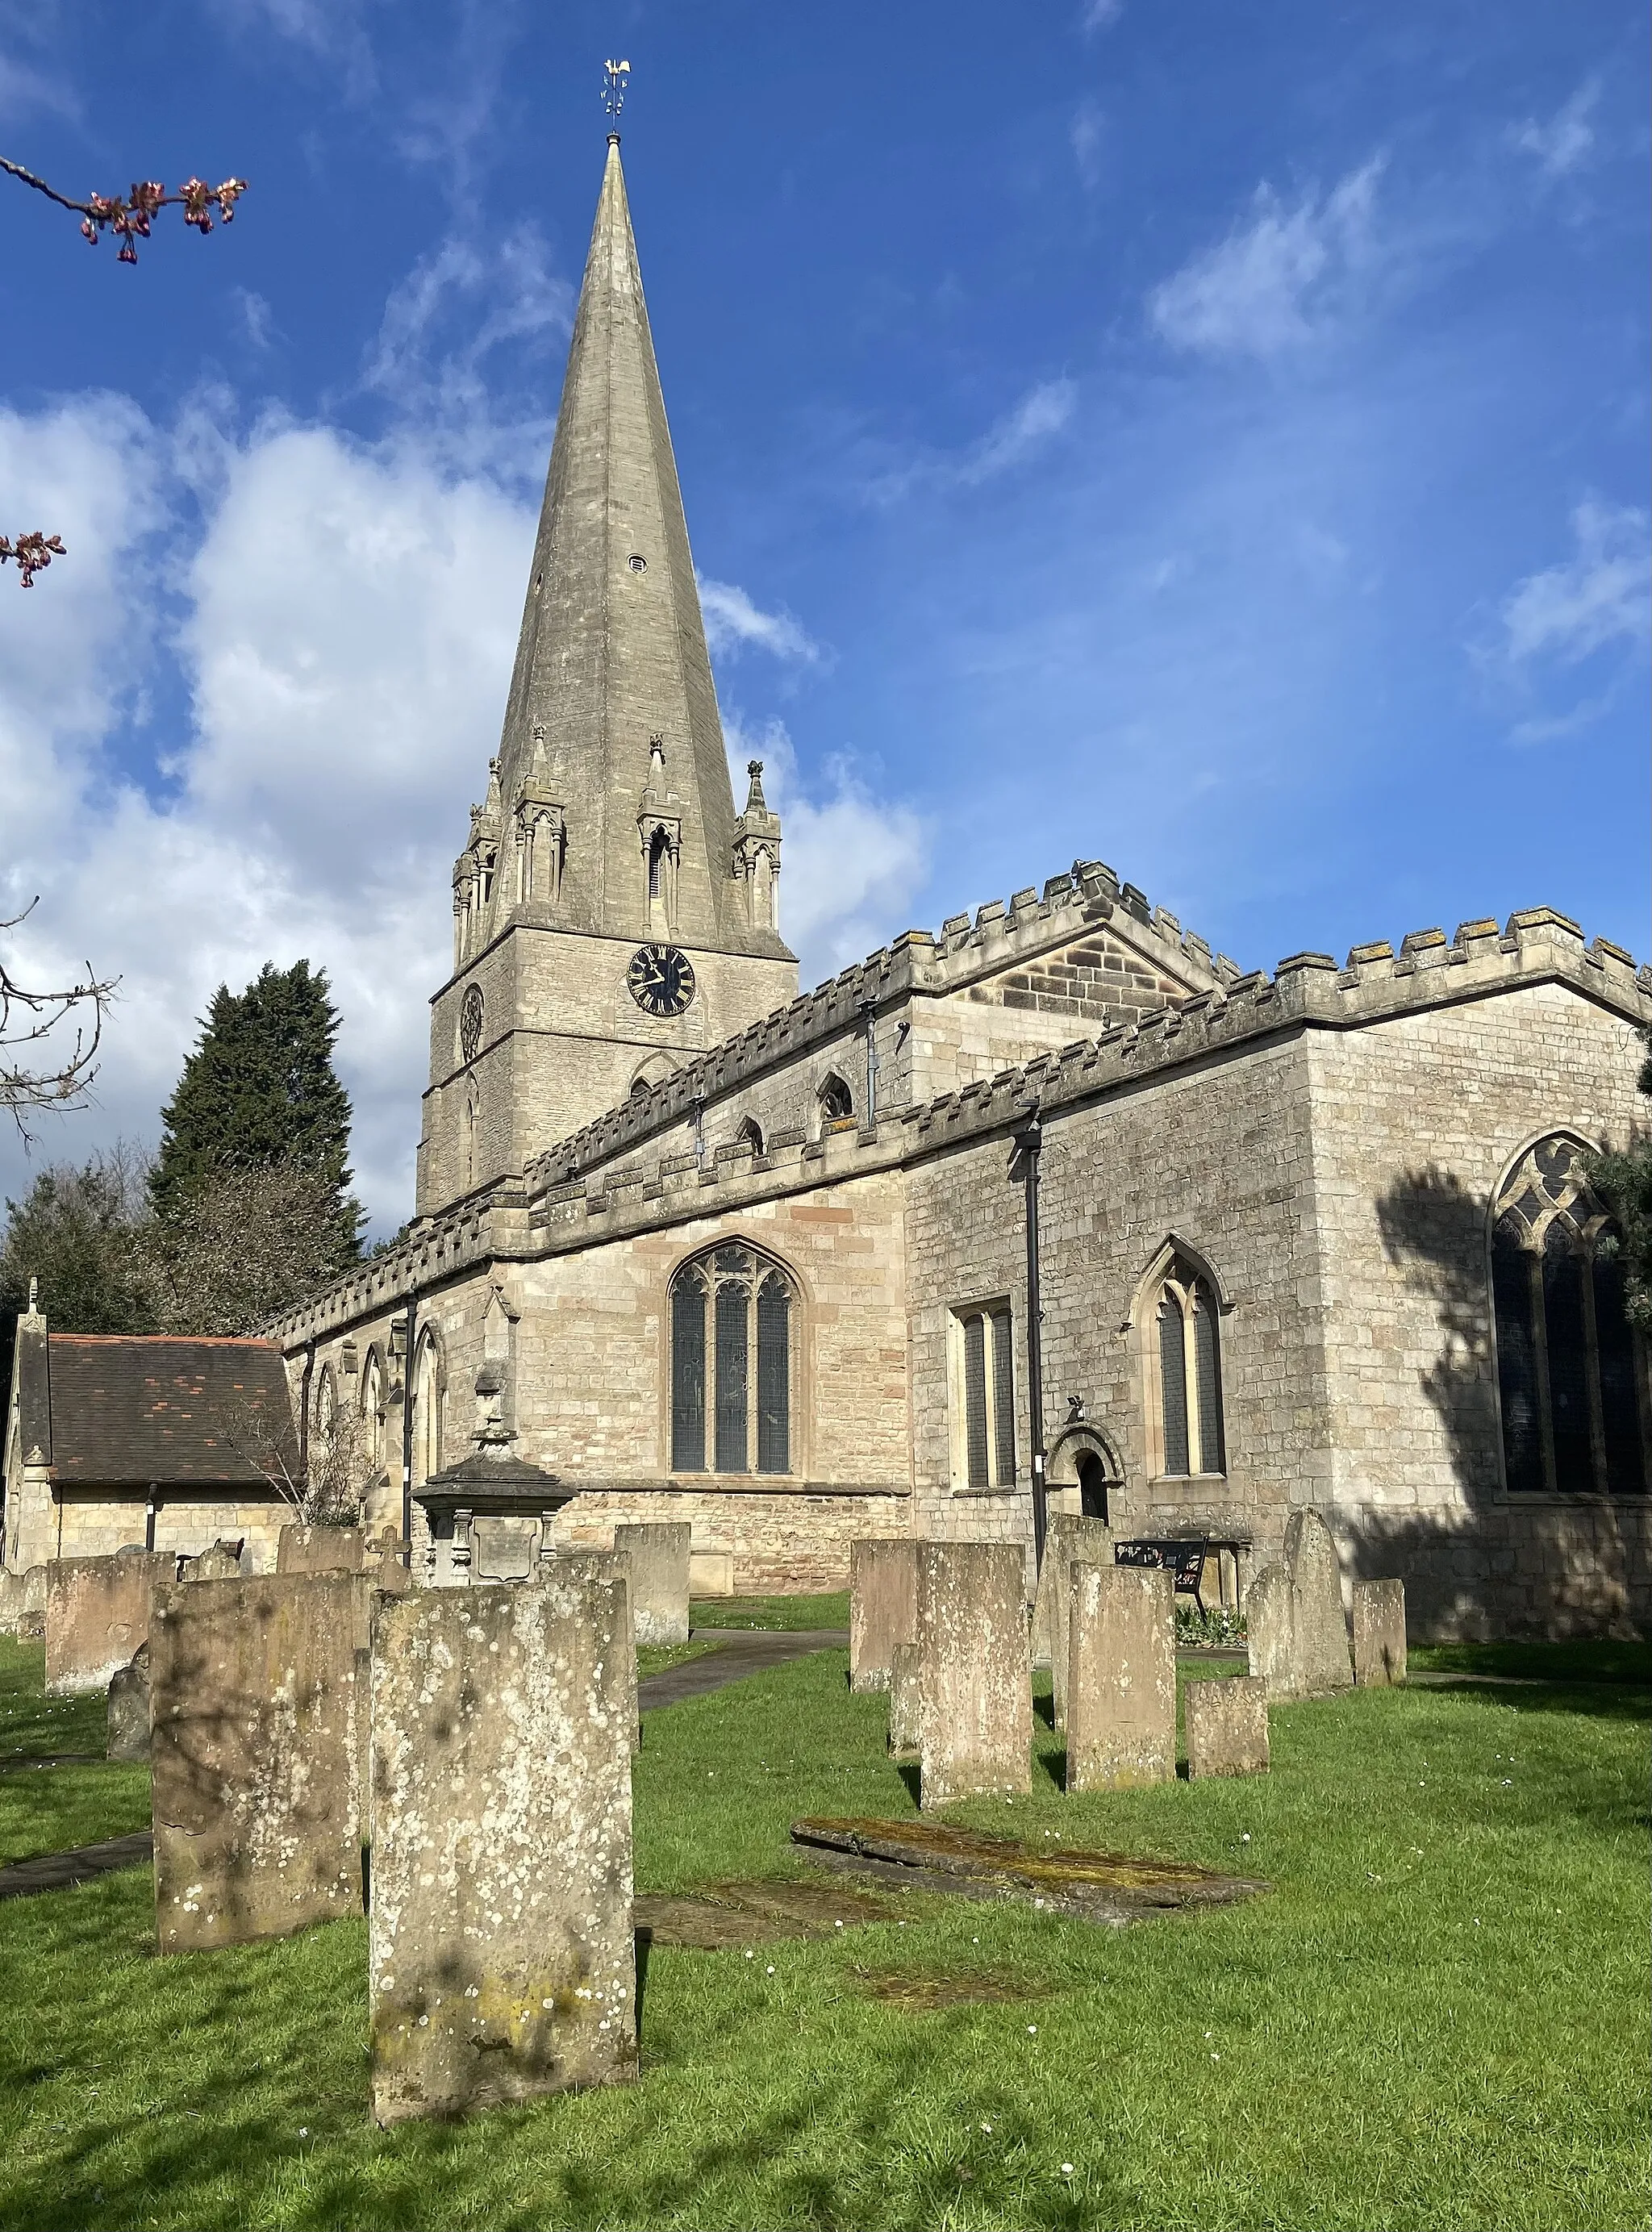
[627,943,696,1018]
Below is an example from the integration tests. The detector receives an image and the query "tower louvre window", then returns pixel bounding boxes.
[1490,1135,1648,1498]
[669,1243,799,1476]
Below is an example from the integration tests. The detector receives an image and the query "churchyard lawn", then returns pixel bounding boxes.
[0,1629,1646,2230]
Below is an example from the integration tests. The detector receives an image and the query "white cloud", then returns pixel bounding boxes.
[1079,0,1123,31]
[698,578,822,665]
[235,288,275,350]
[869,378,1077,506]
[1511,81,1600,181]
[1498,499,1650,668]
[1149,158,1385,358]
[1070,102,1104,190]
[724,716,928,982]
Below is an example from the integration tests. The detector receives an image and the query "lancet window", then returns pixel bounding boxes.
[1147,1253,1225,1478]
[953,1303,1016,1489]
[817,1073,855,1134]
[1491,1136,1647,1497]
[670,1243,798,1475]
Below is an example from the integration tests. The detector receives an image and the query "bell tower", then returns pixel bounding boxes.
[417,136,799,1216]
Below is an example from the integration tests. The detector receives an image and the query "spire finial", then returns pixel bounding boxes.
[603,58,630,133]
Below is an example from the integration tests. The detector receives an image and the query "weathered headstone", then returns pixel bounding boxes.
[1184,1675,1270,1778]
[849,1537,918,1693]
[1245,1509,1354,1699]
[1066,1563,1175,1792]
[542,1546,640,1750]
[150,1573,367,1952]
[916,1542,1030,1809]
[45,1550,175,1696]
[1352,1578,1407,1688]
[887,1640,922,1754]
[106,1642,152,1763]
[0,1563,46,1638]
[612,1521,690,1646]
[181,1540,244,1582]
[1042,1517,1115,1726]
[369,1574,637,2125]
[277,1523,367,1575]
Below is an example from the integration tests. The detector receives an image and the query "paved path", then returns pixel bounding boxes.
[0,1830,152,1900]
[640,1628,848,1711]
[0,1752,104,1773]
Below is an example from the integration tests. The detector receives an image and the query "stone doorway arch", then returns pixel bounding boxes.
[1046,1424,1124,1526]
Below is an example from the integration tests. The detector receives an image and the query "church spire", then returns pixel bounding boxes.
[461,136,791,966]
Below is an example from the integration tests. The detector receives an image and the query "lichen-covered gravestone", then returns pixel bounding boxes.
[45,1550,175,1696]
[612,1521,690,1646]
[1245,1508,1354,1699]
[277,1524,368,1575]
[1042,1517,1116,1727]
[150,1573,367,1951]
[369,1573,637,2125]
[1352,1578,1407,1687]
[544,1546,640,1750]
[0,1564,45,1638]
[1184,1675,1270,1778]
[106,1642,152,1763]
[1066,1563,1174,1791]
[916,1542,1030,1808]
[849,1537,918,1693]
[887,1640,922,1754]
[181,1540,243,1582]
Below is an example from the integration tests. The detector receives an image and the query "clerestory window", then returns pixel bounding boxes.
[1491,1136,1647,1497]
[670,1243,798,1475]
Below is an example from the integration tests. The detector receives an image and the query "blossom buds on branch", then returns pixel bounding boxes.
[2,155,248,264]
[0,531,65,586]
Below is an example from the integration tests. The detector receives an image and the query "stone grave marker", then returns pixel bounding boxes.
[181,1540,244,1582]
[1352,1578,1407,1687]
[369,1572,637,2125]
[45,1550,175,1696]
[1043,1517,1115,1726]
[849,1537,918,1693]
[542,1544,640,1750]
[106,1642,152,1763]
[1066,1563,1175,1792]
[916,1542,1030,1809]
[613,1521,690,1646]
[1184,1675,1270,1778]
[887,1639,922,1754]
[277,1523,368,1575]
[1245,1508,1354,1699]
[150,1572,368,1951]
[0,1564,45,1638]
[1244,1561,1295,1692]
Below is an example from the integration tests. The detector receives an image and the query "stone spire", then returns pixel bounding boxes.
[468,135,791,963]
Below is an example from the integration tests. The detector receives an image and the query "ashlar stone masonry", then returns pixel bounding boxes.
[916,1542,1030,1808]
[369,1572,637,2125]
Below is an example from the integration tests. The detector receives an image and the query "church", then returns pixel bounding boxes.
[9,137,1650,1637]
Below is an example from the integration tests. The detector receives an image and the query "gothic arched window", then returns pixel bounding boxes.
[412,1331,444,1487]
[736,1116,765,1157]
[670,1242,798,1475]
[1491,1136,1647,1497]
[1149,1253,1226,1478]
[818,1073,854,1134]
[361,1347,385,1477]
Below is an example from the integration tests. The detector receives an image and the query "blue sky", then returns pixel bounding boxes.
[1,1,1646,1232]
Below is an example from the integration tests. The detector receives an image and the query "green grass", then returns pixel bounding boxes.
[0,1639,151,1865]
[636,1641,723,1679]
[0,1648,1646,2230]
[693,1592,849,1631]
[1410,1637,1652,1685]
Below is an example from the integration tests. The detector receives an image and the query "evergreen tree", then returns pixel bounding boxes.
[1591,1027,1652,1333]
[150,961,364,1262]
[0,1144,157,1394]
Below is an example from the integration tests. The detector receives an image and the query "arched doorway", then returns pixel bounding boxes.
[1046,1425,1124,1525]
[1075,1450,1111,1522]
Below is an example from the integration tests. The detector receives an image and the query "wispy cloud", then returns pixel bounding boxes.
[1078,0,1124,32]
[868,378,1077,505]
[698,579,823,665]
[1510,80,1600,181]
[1149,157,1385,358]
[235,288,276,351]
[1070,99,1104,190]
[1498,499,1650,668]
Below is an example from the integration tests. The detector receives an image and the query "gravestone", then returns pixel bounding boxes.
[106,1642,152,1763]
[689,1548,734,1598]
[181,1540,244,1582]
[543,1546,640,1750]
[887,1640,922,1754]
[369,1573,637,2125]
[849,1537,918,1693]
[0,1564,46,1638]
[613,1521,690,1646]
[1352,1579,1407,1687]
[277,1524,367,1575]
[150,1573,366,1952]
[915,1542,1030,1809]
[45,1550,175,1696]
[1043,1517,1116,1727]
[1066,1563,1175,1792]
[1245,1509,1354,1699]
[1184,1675,1270,1778]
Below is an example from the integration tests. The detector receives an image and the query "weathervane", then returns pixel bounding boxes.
[603,59,630,125]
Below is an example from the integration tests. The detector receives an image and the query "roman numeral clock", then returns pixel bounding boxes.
[627,943,697,1018]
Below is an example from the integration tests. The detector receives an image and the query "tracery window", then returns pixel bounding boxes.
[818,1073,855,1134]
[1491,1137,1646,1497]
[1149,1254,1225,1478]
[670,1243,798,1475]
[953,1303,1016,1488]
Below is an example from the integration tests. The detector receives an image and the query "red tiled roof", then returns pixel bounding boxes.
[45,1335,299,1488]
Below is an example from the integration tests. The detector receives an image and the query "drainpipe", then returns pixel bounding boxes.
[859,996,879,1125]
[397,1297,418,1554]
[144,1487,159,1553]
[1011,1114,1047,1575]
[298,1342,314,1492]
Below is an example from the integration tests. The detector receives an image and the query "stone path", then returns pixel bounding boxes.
[639,1628,849,1711]
[0,1830,153,1900]
[0,1752,103,1773]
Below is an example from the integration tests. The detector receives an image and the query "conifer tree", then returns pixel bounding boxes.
[150,961,364,1263]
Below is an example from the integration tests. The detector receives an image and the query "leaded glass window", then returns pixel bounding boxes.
[1151,1254,1225,1478]
[669,1245,797,1475]
[955,1304,1015,1489]
[1491,1137,1648,1497]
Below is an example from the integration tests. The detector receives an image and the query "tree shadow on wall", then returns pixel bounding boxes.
[1358,1166,1643,1642]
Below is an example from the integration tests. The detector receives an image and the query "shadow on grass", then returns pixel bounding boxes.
[1411,1678,1652,1725]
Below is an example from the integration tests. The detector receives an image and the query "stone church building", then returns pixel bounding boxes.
[10,138,1650,1635]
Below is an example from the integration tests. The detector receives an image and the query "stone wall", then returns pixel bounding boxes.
[46,1494,289,1571]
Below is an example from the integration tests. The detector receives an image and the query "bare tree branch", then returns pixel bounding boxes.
[1,156,248,263]
[1,901,119,1141]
